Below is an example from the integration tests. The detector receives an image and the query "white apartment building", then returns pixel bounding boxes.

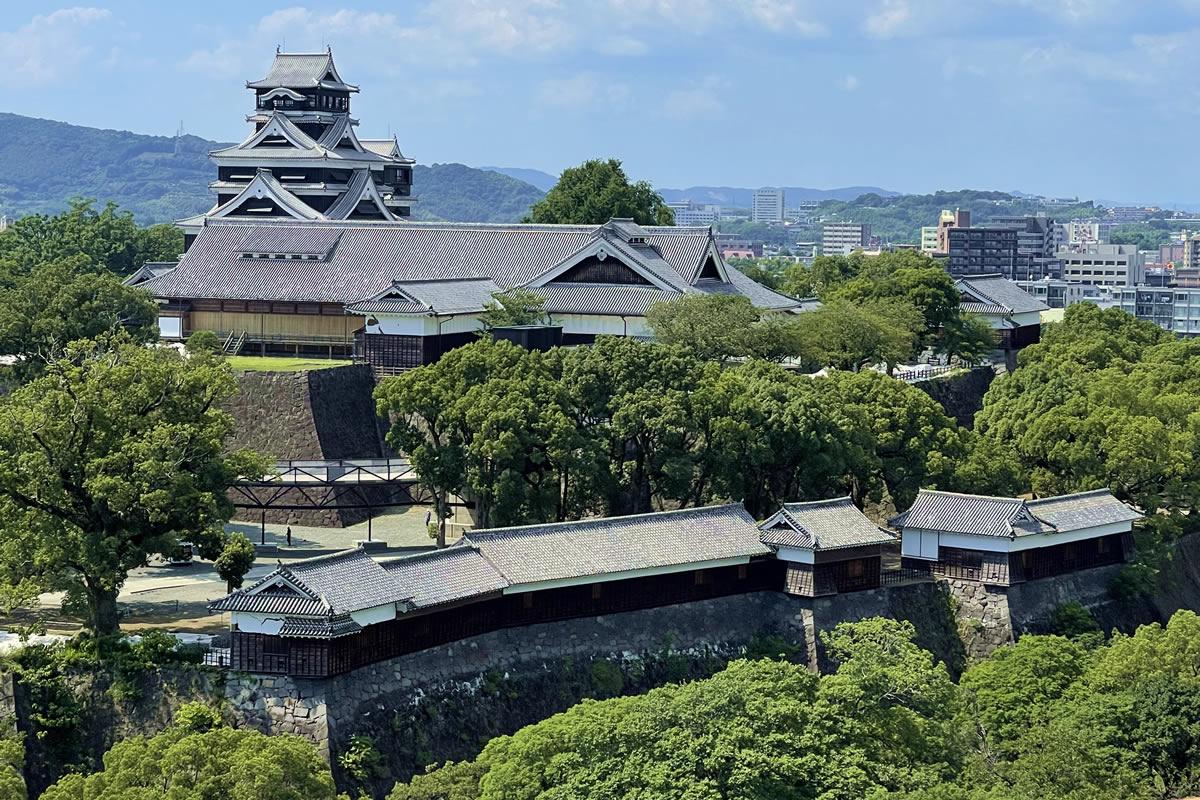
[920,226,938,253]
[1064,220,1111,247]
[666,200,719,226]
[752,187,786,222]
[822,222,872,256]
[1057,243,1144,287]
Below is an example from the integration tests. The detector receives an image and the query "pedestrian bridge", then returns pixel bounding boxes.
[239,458,418,487]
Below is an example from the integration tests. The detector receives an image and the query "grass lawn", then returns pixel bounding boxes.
[226,356,354,372]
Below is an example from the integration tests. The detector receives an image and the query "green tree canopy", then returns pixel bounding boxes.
[0,333,264,633]
[976,303,1200,537]
[214,532,257,593]
[478,288,548,330]
[524,159,674,226]
[0,198,181,277]
[830,263,961,339]
[0,262,159,381]
[791,298,924,372]
[646,294,761,362]
[40,702,341,800]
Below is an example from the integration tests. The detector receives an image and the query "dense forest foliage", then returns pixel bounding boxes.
[813,190,1098,244]
[0,114,545,225]
[390,612,1200,800]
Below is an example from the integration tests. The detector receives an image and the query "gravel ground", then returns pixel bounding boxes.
[3,506,465,637]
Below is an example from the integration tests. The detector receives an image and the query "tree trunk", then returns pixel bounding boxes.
[86,582,120,636]
[436,491,448,549]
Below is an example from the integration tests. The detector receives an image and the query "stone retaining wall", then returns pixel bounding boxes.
[940,579,1014,661]
[225,365,389,527]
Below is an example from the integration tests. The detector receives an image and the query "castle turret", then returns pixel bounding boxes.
[180,48,415,239]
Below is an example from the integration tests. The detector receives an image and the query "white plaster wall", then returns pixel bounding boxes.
[231,612,284,635]
[775,546,815,564]
[901,529,941,559]
[905,521,1132,558]
[1007,521,1130,552]
[350,603,397,627]
[158,316,183,339]
[546,314,654,338]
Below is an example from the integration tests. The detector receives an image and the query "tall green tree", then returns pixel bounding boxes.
[792,298,924,372]
[40,702,341,800]
[556,337,716,514]
[0,198,180,277]
[830,264,961,340]
[477,288,548,330]
[704,361,868,517]
[976,303,1200,534]
[645,294,761,362]
[822,370,965,508]
[0,333,264,634]
[524,159,674,226]
[0,262,158,381]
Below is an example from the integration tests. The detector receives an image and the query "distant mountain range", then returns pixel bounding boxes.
[657,186,900,208]
[0,113,545,225]
[479,166,560,193]
[478,167,899,208]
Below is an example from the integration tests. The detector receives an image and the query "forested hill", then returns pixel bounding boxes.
[0,113,545,225]
[817,190,1099,244]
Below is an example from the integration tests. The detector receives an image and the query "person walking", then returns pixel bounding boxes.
[286,526,292,546]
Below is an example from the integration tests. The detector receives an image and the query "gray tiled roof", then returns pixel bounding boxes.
[760,497,896,551]
[144,219,799,312]
[890,490,1049,537]
[1026,489,1142,531]
[209,547,413,617]
[346,277,502,315]
[381,546,508,609]
[462,504,772,587]
[208,591,329,616]
[890,488,1139,539]
[237,227,342,256]
[278,615,362,638]
[247,52,357,91]
[539,283,670,316]
[957,275,1049,315]
[960,301,1011,316]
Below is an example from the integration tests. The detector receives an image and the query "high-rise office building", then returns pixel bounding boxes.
[935,209,971,254]
[752,187,786,222]
[822,222,871,256]
[982,214,1064,280]
[1058,243,1144,287]
[666,200,719,226]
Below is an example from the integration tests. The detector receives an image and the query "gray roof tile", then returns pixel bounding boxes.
[277,615,362,638]
[1026,489,1142,531]
[538,283,670,316]
[381,546,508,608]
[247,52,357,91]
[891,488,1138,538]
[957,275,1049,315]
[209,547,413,617]
[761,497,896,551]
[462,504,772,587]
[146,220,803,312]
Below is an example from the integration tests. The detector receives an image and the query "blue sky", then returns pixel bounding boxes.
[3,1,1200,203]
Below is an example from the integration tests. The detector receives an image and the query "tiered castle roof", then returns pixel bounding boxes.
[186,49,415,233]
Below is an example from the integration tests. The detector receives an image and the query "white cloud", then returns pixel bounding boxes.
[596,35,649,56]
[0,7,112,84]
[536,72,629,108]
[741,0,827,36]
[864,0,911,38]
[839,74,860,91]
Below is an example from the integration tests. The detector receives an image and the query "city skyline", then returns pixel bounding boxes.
[3,1,1200,203]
